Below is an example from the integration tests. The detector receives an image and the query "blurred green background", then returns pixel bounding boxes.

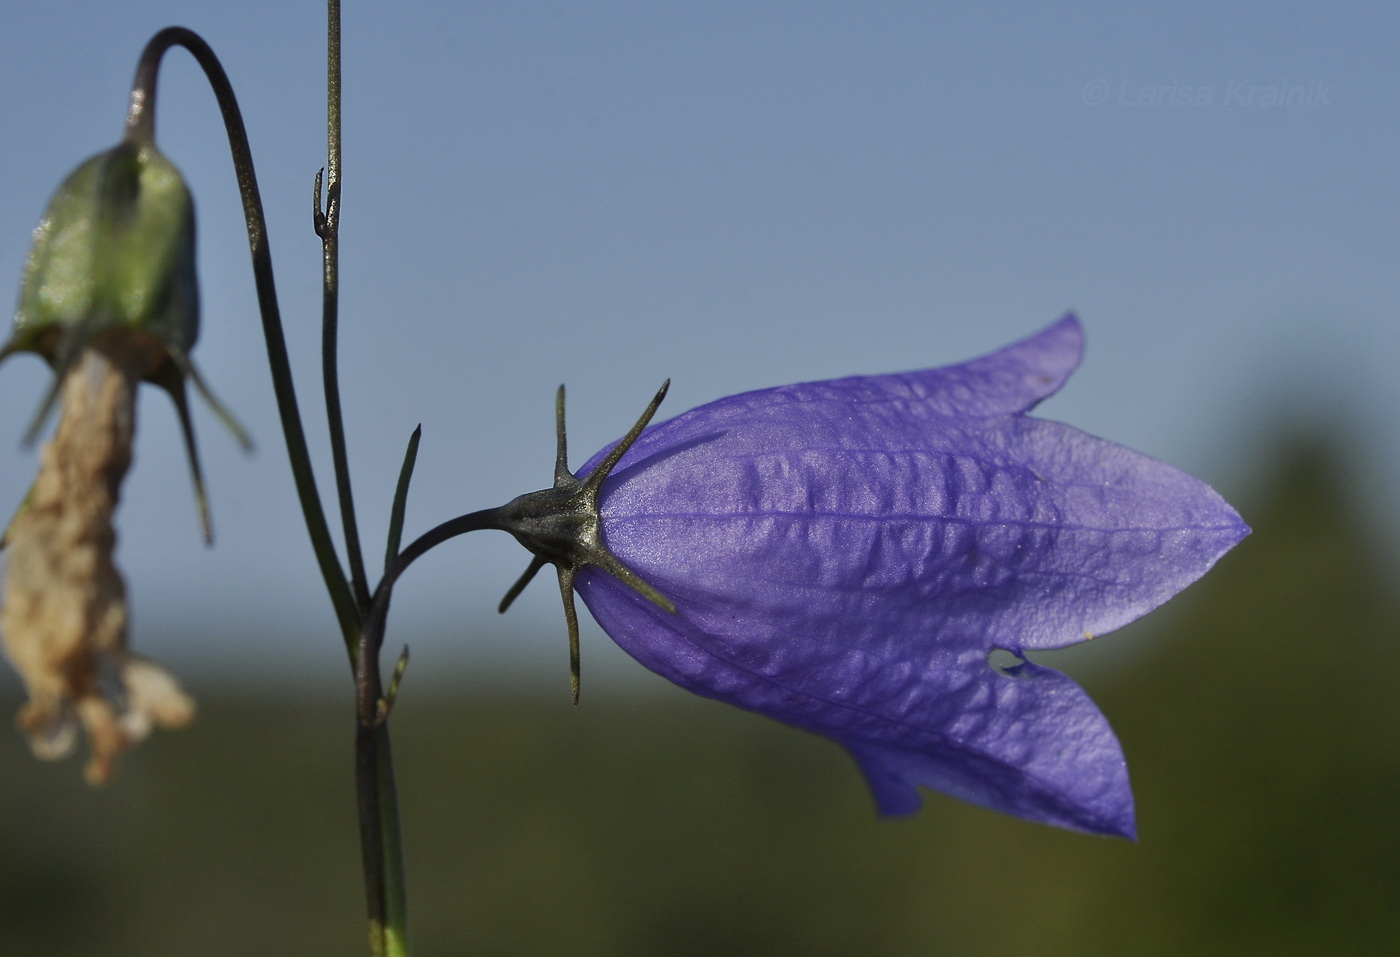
[3,431,1397,956]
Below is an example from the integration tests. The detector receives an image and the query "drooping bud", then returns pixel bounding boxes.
[8,139,197,374]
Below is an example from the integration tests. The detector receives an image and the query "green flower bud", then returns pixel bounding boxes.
[8,139,197,367]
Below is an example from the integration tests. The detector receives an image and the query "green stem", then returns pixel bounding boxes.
[126,28,361,648]
[355,708,409,957]
[316,0,373,616]
[315,3,408,951]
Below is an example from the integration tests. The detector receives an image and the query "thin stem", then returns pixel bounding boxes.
[364,510,507,711]
[362,511,510,698]
[326,0,342,194]
[316,0,372,615]
[386,509,508,599]
[126,28,360,648]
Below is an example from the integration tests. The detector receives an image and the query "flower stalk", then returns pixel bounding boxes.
[367,381,679,708]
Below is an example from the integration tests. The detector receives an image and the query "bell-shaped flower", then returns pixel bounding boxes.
[2,136,246,782]
[513,315,1246,838]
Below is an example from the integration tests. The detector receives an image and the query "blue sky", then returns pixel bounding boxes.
[2,1,1397,686]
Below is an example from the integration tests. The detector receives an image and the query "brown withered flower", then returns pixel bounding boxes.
[3,338,195,783]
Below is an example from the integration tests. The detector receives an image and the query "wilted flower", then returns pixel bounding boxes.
[503,315,1247,837]
[1,136,244,782]
[2,341,195,784]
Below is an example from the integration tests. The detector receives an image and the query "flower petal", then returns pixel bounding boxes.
[599,315,1083,466]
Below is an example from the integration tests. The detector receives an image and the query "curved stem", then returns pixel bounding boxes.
[126,28,361,647]
[360,510,507,738]
[361,510,507,718]
[366,509,506,667]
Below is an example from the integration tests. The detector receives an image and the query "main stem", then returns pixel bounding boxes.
[315,2,409,953]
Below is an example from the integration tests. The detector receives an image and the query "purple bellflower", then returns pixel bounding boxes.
[498,315,1247,838]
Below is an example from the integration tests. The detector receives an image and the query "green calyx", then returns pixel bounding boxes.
[2,137,249,543]
[495,382,677,703]
[9,139,196,365]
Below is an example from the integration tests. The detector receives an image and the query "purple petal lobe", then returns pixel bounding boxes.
[572,317,1248,834]
[842,659,1135,837]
